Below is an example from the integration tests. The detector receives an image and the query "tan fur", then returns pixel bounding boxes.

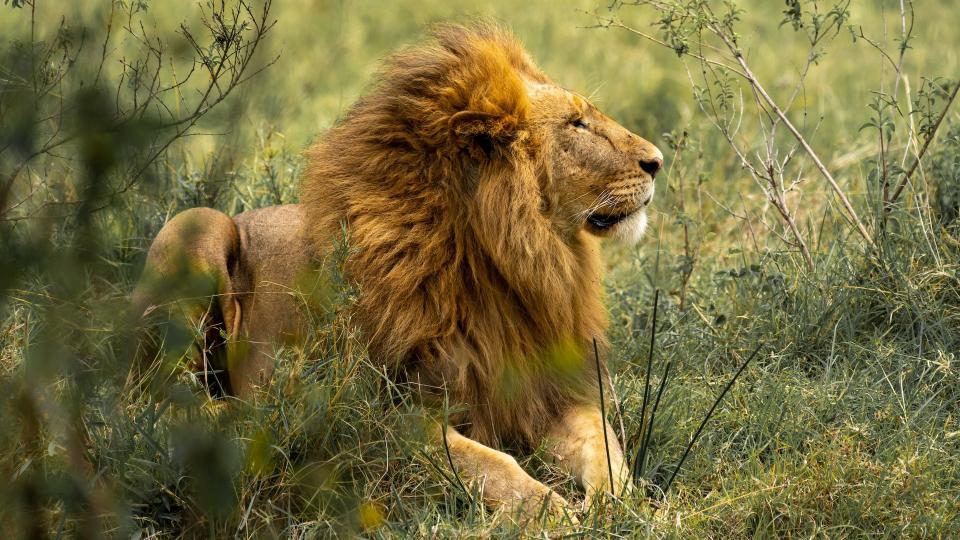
[135,24,662,520]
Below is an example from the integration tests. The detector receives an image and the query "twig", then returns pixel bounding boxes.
[614,0,867,250]
[1,0,277,221]
[586,18,747,79]
[683,62,814,270]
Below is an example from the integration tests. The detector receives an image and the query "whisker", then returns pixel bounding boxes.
[574,190,612,220]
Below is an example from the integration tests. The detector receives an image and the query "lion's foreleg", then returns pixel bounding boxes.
[544,404,632,506]
[438,424,576,523]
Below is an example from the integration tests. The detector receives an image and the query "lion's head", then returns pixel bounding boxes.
[434,25,663,247]
[524,81,662,244]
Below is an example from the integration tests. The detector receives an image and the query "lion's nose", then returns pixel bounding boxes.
[639,156,662,177]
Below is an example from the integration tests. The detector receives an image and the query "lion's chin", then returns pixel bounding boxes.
[610,209,648,245]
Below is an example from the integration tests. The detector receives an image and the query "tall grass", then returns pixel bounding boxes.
[2,0,959,537]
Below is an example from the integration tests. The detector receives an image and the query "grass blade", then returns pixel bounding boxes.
[633,289,660,477]
[662,343,763,497]
[638,358,672,481]
[441,394,474,507]
[594,337,615,499]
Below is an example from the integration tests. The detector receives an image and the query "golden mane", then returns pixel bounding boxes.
[301,24,608,447]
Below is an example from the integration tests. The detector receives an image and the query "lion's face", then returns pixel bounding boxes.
[527,82,663,244]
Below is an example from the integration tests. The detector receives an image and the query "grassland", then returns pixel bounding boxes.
[1,0,959,537]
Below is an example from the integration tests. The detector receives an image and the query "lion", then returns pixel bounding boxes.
[133,24,662,521]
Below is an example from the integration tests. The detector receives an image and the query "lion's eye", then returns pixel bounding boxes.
[571,117,589,130]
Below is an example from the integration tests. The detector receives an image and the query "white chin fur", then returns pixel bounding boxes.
[611,209,648,245]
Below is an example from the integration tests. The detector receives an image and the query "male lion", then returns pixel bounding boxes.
[134,24,662,520]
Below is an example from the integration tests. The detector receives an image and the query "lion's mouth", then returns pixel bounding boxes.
[587,210,636,230]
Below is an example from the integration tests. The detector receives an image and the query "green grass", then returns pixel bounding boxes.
[2,0,960,537]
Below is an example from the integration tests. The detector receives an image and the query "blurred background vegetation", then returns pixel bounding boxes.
[1,0,958,537]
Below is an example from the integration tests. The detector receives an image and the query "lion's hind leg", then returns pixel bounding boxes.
[131,207,242,397]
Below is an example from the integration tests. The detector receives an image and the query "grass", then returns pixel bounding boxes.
[2,0,960,537]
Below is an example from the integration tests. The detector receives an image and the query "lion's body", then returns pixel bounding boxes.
[136,24,663,518]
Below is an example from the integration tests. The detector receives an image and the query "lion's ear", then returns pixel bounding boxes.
[449,110,521,159]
